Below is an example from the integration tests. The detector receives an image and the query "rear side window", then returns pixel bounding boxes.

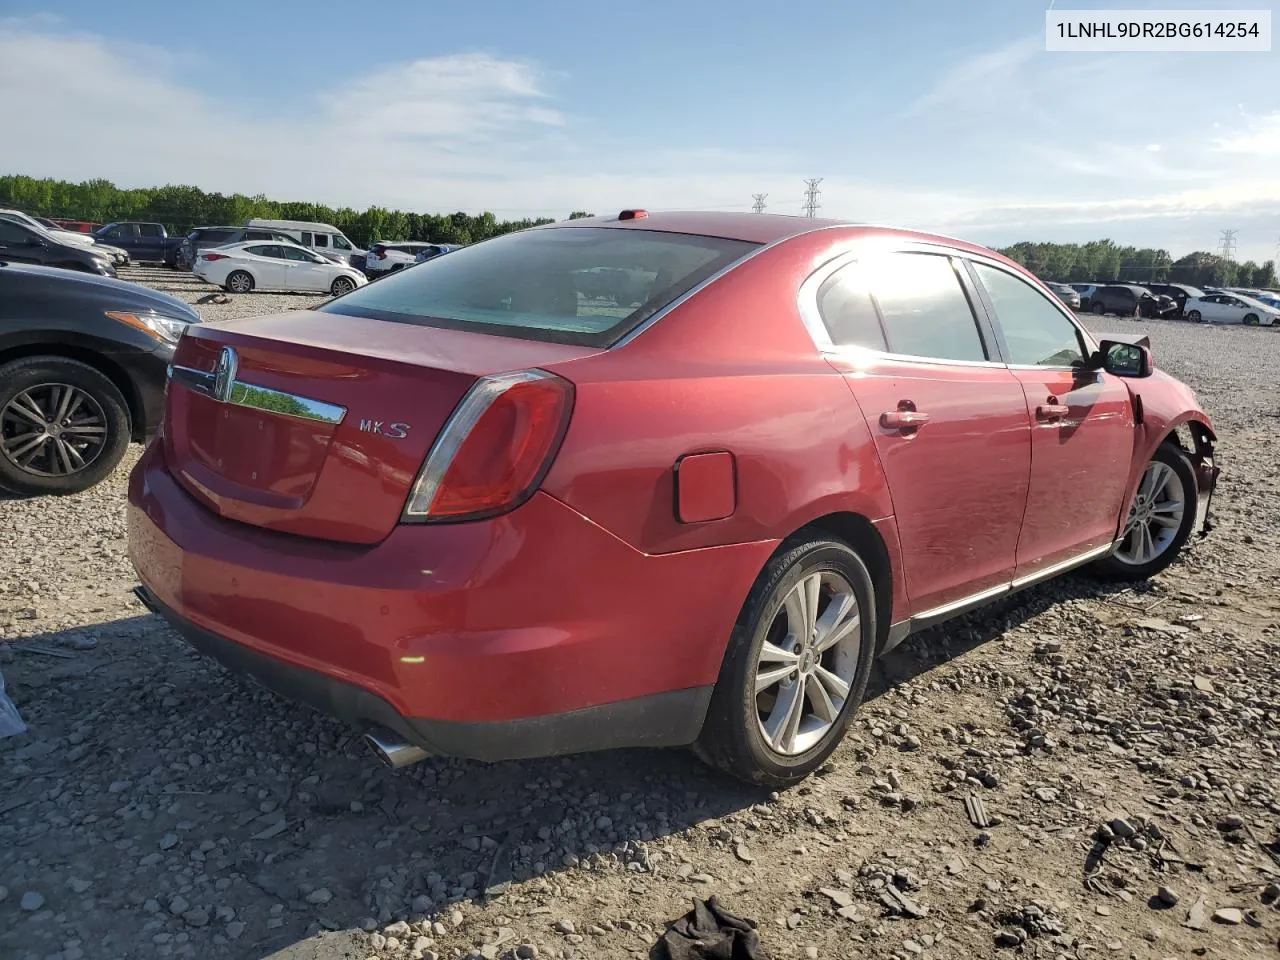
[313,234,328,248]
[245,244,280,258]
[972,263,1086,367]
[320,227,757,347]
[138,223,163,238]
[868,253,987,362]
[816,262,887,351]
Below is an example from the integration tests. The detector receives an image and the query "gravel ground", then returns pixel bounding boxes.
[2,270,1279,960]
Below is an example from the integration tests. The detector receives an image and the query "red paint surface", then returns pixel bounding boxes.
[128,214,1215,728]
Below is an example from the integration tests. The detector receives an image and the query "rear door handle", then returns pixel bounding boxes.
[1036,401,1070,421]
[879,407,930,431]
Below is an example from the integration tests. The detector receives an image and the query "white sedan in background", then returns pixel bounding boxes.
[194,242,368,296]
[1182,292,1280,326]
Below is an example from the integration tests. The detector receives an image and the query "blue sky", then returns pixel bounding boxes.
[3,2,1279,260]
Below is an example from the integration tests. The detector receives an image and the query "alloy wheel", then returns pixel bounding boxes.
[1,383,109,477]
[1114,460,1186,565]
[753,571,862,756]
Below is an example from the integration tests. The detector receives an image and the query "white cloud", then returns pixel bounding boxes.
[1,18,1278,262]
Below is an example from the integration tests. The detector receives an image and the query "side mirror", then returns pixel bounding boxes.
[1092,339,1153,378]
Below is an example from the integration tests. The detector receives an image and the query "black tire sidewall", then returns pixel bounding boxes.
[1092,444,1198,581]
[1092,303,1105,315]
[0,357,131,496]
[696,538,877,786]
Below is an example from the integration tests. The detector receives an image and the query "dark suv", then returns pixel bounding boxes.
[178,226,305,269]
[1143,283,1205,319]
[1089,284,1178,319]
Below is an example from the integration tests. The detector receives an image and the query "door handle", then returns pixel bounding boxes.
[1036,400,1070,421]
[879,404,930,432]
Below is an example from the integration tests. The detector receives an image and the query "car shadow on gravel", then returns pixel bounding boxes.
[0,568,1160,960]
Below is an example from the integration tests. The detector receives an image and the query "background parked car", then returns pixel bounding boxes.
[365,241,429,276]
[46,218,102,234]
[1088,284,1177,319]
[94,222,182,267]
[1182,292,1280,326]
[0,219,118,277]
[244,219,364,267]
[1070,282,1103,310]
[193,241,367,296]
[0,261,199,495]
[1044,281,1081,309]
[0,209,130,266]
[1143,283,1205,319]
[176,226,305,269]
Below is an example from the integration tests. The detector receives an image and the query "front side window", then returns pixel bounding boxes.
[332,235,352,250]
[101,225,123,240]
[0,221,32,244]
[815,262,887,351]
[973,263,1086,367]
[868,253,987,362]
[281,246,315,262]
[321,226,757,347]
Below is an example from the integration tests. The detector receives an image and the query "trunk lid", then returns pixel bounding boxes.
[163,311,601,544]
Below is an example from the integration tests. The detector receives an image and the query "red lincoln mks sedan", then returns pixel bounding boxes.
[127,211,1219,786]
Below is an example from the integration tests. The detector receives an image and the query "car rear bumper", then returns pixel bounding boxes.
[126,442,773,760]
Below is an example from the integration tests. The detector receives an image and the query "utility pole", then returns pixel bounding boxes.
[751,193,768,214]
[802,178,823,218]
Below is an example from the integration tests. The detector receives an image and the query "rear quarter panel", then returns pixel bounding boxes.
[540,234,896,556]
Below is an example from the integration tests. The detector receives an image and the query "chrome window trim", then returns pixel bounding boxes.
[960,254,1100,355]
[798,244,1006,368]
[167,364,346,425]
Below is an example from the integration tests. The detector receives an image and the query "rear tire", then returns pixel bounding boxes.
[1092,302,1106,315]
[226,271,253,294]
[1090,444,1197,582]
[693,535,877,787]
[0,356,131,497]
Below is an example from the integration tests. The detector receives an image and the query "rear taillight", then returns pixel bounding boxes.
[201,252,228,261]
[403,370,573,522]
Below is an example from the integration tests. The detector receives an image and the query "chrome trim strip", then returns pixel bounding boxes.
[881,539,1120,654]
[167,364,346,425]
[1009,541,1114,590]
[911,582,1012,629]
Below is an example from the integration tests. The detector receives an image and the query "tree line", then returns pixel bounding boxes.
[0,175,596,247]
[998,239,1278,289]
[3,175,1274,288]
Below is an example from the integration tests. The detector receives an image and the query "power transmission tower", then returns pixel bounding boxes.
[1218,229,1238,266]
[801,178,823,218]
[751,193,768,214]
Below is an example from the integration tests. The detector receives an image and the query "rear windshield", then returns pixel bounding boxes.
[319,227,758,347]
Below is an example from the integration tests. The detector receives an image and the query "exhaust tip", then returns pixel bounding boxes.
[363,730,429,769]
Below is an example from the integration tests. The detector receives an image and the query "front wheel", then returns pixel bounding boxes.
[1091,444,1197,581]
[0,357,131,496]
[330,276,356,297]
[1243,313,1260,326]
[694,536,877,787]
[1092,302,1106,315]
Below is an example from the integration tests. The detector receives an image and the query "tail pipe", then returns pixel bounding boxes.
[363,729,429,769]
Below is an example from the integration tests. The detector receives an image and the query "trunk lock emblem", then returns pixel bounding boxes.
[214,347,239,403]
